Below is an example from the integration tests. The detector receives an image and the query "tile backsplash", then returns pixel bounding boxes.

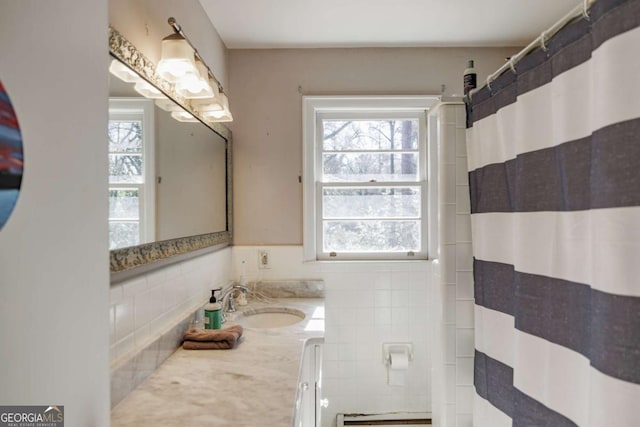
[109,248,231,368]
[110,311,194,407]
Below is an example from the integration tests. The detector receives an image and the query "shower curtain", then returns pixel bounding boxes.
[466,0,640,426]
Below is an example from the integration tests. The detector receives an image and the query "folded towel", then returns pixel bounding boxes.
[182,325,243,350]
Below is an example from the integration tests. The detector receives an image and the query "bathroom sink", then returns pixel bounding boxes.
[237,307,305,328]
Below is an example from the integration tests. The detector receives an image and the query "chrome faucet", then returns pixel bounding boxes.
[219,284,249,317]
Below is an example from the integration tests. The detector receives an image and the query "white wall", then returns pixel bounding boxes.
[0,1,110,425]
[229,47,518,245]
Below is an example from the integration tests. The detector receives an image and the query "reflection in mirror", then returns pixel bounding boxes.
[154,105,226,240]
[107,83,227,250]
[108,30,232,278]
[108,98,155,249]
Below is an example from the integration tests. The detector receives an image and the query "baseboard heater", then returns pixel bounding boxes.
[337,413,431,426]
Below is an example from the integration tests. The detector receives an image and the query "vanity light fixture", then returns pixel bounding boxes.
[209,93,233,123]
[108,20,232,125]
[175,58,216,99]
[154,99,182,112]
[193,95,223,113]
[156,32,198,83]
[197,92,232,122]
[134,80,168,99]
[170,110,199,123]
[202,93,233,123]
[205,111,233,123]
[164,17,233,122]
[109,59,141,83]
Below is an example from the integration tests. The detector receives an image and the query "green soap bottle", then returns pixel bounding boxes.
[204,288,222,329]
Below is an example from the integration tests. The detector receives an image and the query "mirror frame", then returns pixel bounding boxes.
[108,26,233,282]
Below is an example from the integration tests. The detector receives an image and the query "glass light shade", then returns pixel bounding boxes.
[134,81,167,99]
[109,60,141,83]
[202,92,232,122]
[171,110,199,122]
[156,33,197,83]
[191,82,223,109]
[155,99,181,112]
[195,98,224,114]
[175,59,215,99]
[203,94,232,122]
[205,110,233,123]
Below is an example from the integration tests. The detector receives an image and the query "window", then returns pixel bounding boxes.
[108,99,155,249]
[303,96,438,260]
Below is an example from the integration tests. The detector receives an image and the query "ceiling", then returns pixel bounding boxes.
[199,0,580,49]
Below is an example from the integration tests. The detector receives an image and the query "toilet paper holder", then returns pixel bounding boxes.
[382,343,414,365]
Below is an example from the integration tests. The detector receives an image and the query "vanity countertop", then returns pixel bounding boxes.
[110,297,324,427]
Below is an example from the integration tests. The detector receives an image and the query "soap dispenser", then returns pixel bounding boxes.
[204,288,222,330]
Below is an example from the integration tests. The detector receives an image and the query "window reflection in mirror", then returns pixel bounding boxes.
[108,99,155,249]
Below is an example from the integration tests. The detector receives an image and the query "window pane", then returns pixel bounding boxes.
[323,220,420,252]
[109,189,140,219]
[109,222,140,250]
[323,119,418,151]
[323,152,418,182]
[323,187,420,219]
[109,154,143,184]
[109,120,143,153]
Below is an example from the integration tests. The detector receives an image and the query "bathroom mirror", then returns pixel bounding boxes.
[109,27,232,282]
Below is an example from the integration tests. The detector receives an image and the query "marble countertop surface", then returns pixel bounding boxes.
[110,297,324,427]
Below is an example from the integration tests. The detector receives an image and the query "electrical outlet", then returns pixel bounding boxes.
[258,250,271,269]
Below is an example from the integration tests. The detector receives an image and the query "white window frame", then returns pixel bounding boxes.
[108,98,155,248]
[302,95,439,261]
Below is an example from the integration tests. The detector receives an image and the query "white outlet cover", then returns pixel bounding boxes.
[258,250,271,269]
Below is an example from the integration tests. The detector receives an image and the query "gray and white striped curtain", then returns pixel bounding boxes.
[466,0,640,425]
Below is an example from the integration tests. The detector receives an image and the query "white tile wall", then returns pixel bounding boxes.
[429,257,444,425]
[456,414,473,427]
[430,103,474,427]
[456,329,475,357]
[232,246,431,427]
[109,248,232,366]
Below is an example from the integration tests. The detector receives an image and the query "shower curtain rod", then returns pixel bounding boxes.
[484,0,598,89]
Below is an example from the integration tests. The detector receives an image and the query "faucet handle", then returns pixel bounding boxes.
[221,284,249,314]
[236,292,248,306]
[226,294,237,313]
